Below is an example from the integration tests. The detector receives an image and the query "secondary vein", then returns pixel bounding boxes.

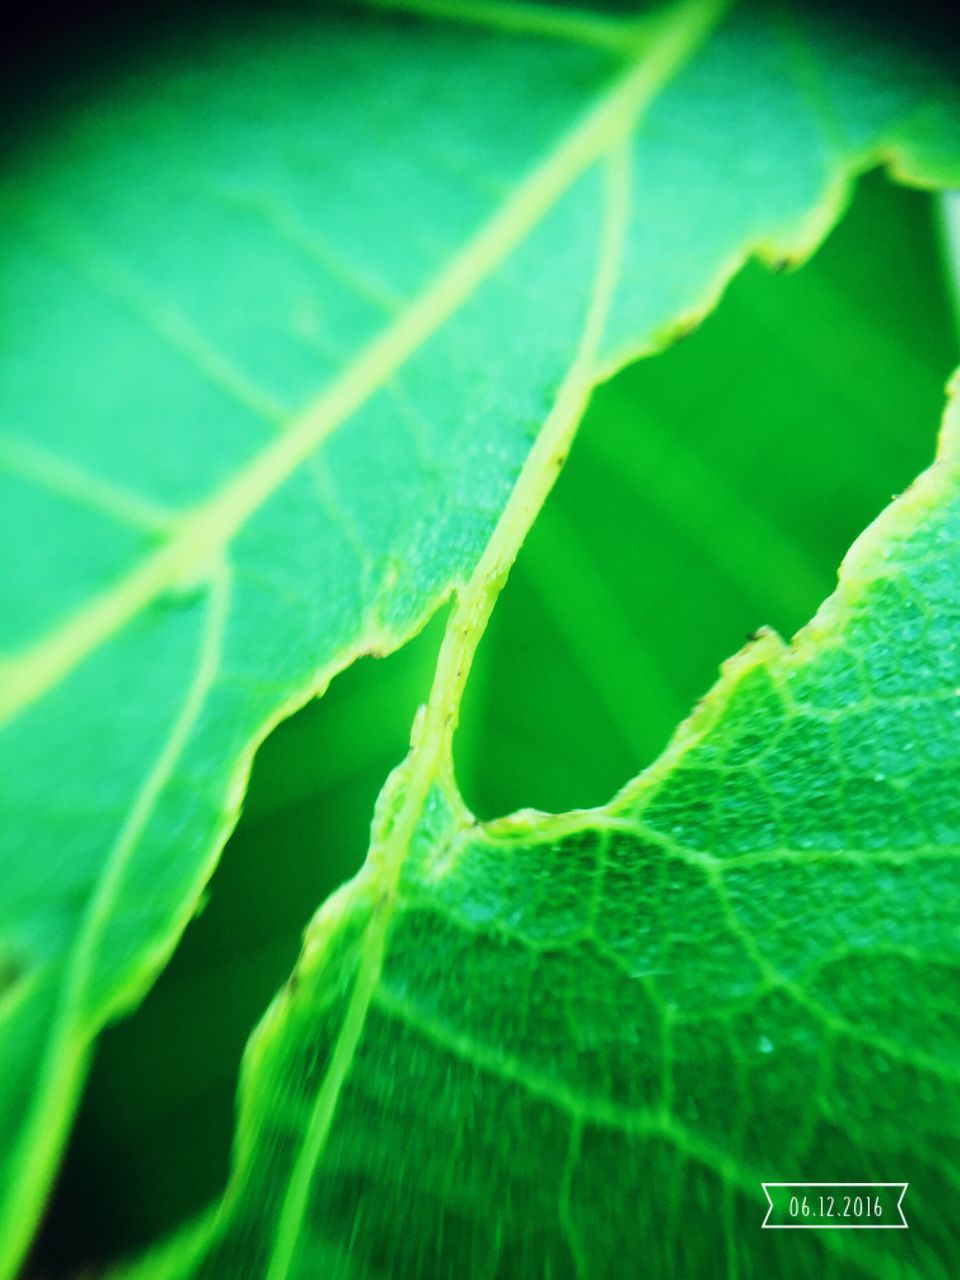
[0,564,232,1269]
[353,0,650,54]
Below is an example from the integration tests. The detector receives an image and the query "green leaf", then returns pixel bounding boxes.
[124,379,960,1279]
[2,2,960,1276]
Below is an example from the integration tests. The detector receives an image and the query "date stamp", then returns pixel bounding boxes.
[761,1183,909,1229]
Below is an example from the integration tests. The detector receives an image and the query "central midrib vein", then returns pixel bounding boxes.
[260,141,633,1280]
[0,0,723,726]
[252,4,727,1274]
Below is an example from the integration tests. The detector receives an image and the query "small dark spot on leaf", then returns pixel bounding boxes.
[0,953,25,999]
[667,318,699,346]
[156,583,207,613]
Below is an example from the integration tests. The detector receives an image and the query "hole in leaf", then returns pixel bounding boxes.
[457,171,959,818]
[29,610,445,1275]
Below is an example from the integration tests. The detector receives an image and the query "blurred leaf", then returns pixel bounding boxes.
[3,2,960,1277]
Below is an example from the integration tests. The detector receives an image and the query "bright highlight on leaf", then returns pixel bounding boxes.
[1,2,959,1278]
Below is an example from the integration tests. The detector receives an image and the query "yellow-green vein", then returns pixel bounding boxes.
[0,565,232,1275]
[258,138,637,1280]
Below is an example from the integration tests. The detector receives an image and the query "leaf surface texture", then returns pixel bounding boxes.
[1,1,959,1275]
